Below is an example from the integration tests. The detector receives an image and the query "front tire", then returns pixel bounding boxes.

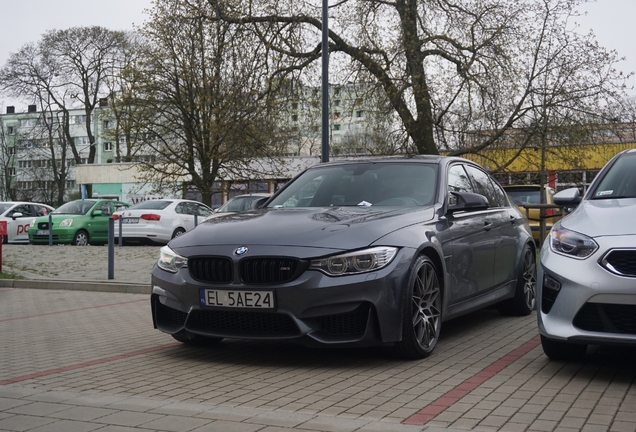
[498,243,536,316]
[72,230,89,246]
[394,255,442,359]
[541,335,587,361]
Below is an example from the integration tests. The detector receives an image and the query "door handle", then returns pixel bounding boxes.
[484,221,493,231]
[510,215,516,224]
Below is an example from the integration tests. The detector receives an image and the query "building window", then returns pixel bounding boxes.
[356,110,364,118]
[334,112,340,120]
[19,119,36,128]
[291,102,298,110]
[8,147,16,155]
[76,137,90,146]
[291,114,298,122]
[8,168,15,177]
[103,142,113,151]
[334,124,341,131]
[7,126,15,135]
[74,115,87,124]
[334,100,341,106]
[103,120,112,129]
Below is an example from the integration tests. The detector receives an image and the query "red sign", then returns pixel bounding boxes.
[0,221,6,235]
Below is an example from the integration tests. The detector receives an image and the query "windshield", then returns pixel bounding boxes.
[53,200,96,215]
[268,162,438,208]
[591,153,636,199]
[128,200,172,210]
[217,196,265,212]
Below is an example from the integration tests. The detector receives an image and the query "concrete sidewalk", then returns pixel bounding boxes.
[0,243,159,292]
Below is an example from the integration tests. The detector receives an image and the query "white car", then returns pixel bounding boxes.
[113,199,214,245]
[0,201,55,243]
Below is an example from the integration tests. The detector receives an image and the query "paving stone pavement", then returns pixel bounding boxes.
[0,244,635,432]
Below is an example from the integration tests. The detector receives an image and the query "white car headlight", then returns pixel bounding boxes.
[157,246,188,273]
[549,221,598,259]
[58,218,73,227]
[310,247,398,276]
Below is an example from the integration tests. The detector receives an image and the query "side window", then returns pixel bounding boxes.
[95,202,111,216]
[465,165,498,207]
[489,178,508,208]
[12,205,32,217]
[196,204,213,216]
[175,203,185,214]
[448,164,474,206]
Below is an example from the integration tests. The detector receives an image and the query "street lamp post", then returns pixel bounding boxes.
[321,0,329,163]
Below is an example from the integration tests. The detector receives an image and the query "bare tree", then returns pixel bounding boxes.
[200,0,632,156]
[127,0,292,206]
[0,27,129,198]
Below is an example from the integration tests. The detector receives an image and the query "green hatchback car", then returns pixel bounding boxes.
[28,199,130,246]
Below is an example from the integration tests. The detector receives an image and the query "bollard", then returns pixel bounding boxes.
[118,215,123,247]
[48,214,53,246]
[108,218,114,279]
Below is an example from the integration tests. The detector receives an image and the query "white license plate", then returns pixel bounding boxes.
[200,289,275,309]
[122,218,139,224]
[36,230,49,235]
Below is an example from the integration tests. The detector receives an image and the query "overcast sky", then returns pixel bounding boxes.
[1,0,634,110]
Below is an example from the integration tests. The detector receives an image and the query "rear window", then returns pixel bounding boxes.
[128,200,172,210]
[505,189,542,206]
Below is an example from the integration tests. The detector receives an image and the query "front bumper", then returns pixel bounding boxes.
[537,235,636,346]
[150,247,416,347]
[28,227,76,244]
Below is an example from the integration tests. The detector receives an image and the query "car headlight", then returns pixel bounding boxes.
[157,246,188,273]
[310,247,398,276]
[59,218,73,227]
[549,221,598,259]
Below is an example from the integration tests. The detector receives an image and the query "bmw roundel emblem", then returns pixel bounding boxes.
[234,246,249,256]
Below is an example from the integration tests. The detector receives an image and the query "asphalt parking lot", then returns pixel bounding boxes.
[1,244,635,432]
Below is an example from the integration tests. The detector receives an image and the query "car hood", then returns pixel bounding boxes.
[561,198,636,237]
[170,206,436,252]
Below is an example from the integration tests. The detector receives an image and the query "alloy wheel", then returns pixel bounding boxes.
[411,261,441,350]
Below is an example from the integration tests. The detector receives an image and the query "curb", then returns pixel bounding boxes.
[0,279,150,294]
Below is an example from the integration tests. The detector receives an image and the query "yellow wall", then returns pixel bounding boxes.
[458,142,636,173]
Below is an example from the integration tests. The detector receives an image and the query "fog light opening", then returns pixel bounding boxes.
[543,274,561,292]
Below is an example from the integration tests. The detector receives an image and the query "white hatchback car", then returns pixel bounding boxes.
[0,201,55,244]
[113,199,214,245]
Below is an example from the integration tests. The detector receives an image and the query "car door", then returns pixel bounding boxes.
[464,165,521,288]
[89,201,113,242]
[7,204,35,242]
[445,164,495,304]
[174,202,196,231]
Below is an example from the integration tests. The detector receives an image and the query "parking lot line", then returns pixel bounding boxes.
[0,298,146,323]
[0,342,179,385]
[403,334,541,426]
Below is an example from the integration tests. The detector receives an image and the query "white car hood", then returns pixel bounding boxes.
[562,198,636,237]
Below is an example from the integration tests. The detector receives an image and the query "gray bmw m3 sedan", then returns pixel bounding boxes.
[151,156,536,359]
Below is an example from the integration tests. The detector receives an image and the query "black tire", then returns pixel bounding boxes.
[171,331,223,346]
[2,235,7,244]
[541,335,587,361]
[394,255,442,359]
[498,243,536,316]
[172,228,186,239]
[72,230,89,246]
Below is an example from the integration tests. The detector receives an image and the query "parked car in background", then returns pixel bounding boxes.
[206,193,271,220]
[113,199,214,245]
[0,202,54,244]
[151,156,536,359]
[503,185,562,245]
[28,199,129,246]
[538,149,636,360]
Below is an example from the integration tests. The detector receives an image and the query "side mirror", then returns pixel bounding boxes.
[553,188,581,207]
[251,197,270,210]
[448,191,489,214]
[11,212,24,219]
[92,210,103,217]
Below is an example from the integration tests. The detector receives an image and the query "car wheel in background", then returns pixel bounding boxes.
[498,244,536,316]
[171,330,223,346]
[2,235,6,244]
[541,335,587,361]
[172,227,186,239]
[395,255,442,359]
[72,230,89,246]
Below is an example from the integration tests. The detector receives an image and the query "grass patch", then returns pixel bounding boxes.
[0,270,25,279]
